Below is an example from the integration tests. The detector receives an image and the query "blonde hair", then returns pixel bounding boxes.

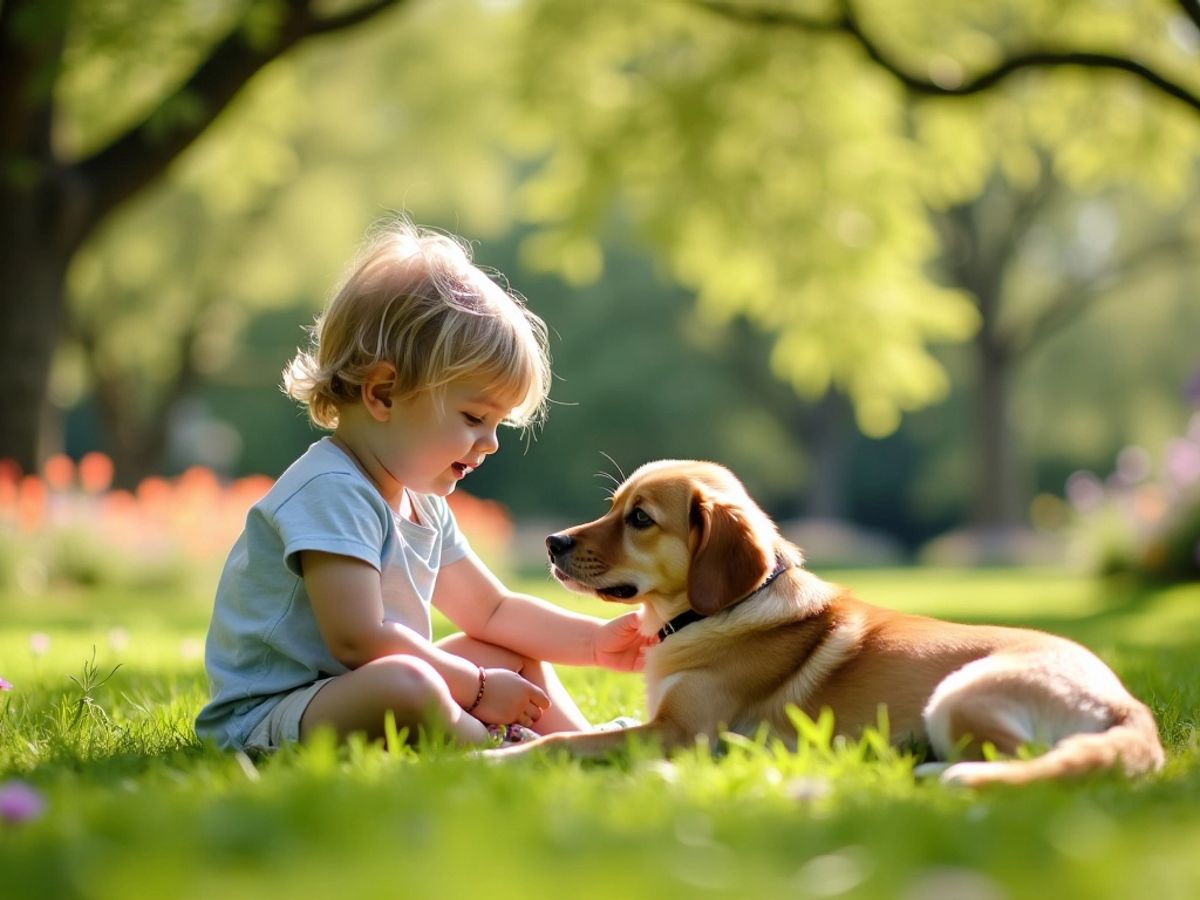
[283,217,551,430]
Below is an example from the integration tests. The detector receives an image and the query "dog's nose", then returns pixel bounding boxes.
[546,533,574,558]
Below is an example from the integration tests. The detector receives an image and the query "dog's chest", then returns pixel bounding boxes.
[645,670,683,720]
[641,608,851,726]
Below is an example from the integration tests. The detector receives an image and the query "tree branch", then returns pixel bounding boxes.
[1180,0,1200,32]
[307,0,404,35]
[1010,232,1198,359]
[694,0,1200,115]
[72,0,408,248]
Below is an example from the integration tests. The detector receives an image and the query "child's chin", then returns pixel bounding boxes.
[432,478,457,496]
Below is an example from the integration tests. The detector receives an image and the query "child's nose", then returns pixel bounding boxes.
[476,427,499,454]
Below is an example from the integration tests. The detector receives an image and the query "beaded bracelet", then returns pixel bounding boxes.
[464,665,487,714]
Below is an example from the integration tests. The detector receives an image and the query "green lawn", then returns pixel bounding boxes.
[1,568,1198,900]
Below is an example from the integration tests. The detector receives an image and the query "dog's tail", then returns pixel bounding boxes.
[939,701,1165,787]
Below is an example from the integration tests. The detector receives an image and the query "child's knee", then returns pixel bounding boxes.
[363,655,451,711]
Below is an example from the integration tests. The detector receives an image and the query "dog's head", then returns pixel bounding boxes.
[546,460,791,616]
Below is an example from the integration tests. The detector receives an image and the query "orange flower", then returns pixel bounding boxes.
[17,476,46,532]
[42,454,74,492]
[78,452,115,494]
[136,476,173,514]
[0,459,20,486]
[0,476,15,517]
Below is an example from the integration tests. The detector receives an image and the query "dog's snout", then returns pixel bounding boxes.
[546,533,574,558]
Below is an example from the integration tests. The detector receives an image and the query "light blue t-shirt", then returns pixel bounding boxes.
[195,437,471,749]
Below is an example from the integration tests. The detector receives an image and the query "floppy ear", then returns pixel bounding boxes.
[687,490,773,616]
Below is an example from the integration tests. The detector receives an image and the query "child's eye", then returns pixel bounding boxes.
[463,413,484,426]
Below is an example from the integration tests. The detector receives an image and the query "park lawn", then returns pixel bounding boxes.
[1,567,1198,900]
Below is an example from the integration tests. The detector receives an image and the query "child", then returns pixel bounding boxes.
[195,218,653,752]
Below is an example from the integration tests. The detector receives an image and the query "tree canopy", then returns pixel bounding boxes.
[506,0,1199,436]
[3,0,1198,540]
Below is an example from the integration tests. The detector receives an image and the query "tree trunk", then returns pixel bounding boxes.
[0,185,73,474]
[802,391,854,519]
[940,181,1047,531]
[973,327,1022,527]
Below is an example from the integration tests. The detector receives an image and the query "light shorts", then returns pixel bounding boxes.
[243,677,335,753]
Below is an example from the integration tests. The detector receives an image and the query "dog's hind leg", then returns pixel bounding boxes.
[922,651,1164,787]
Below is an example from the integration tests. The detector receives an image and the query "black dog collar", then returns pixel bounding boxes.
[657,555,791,642]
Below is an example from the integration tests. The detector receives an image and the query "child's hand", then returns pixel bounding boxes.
[593,610,659,672]
[473,668,550,727]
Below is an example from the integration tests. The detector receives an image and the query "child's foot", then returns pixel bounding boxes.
[486,723,539,746]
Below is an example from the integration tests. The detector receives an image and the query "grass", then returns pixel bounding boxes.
[1,567,1198,900]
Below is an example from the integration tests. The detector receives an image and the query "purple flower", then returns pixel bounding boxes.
[1186,368,1200,408]
[1066,471,1106,513]
[0,781,46,824]
[1166,438,1200,488]
[1115,446,1152,486]
[0,676,11,691]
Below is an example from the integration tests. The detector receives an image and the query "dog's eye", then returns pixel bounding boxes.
[626,507,655,529]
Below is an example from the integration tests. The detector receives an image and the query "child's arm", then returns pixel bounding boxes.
[432,553,654,671]
[302,550,549,723]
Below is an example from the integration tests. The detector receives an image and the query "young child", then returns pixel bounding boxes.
[195,218,653,752]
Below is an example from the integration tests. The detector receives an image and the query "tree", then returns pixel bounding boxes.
[936,168,1197,525]
[507,0,1200,525]
[696,0,1200,117]
[52,0,530,485]
[699,0,1200,527]
[0,0,408,472]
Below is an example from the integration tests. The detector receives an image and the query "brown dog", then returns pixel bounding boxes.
[491,460,1164,785]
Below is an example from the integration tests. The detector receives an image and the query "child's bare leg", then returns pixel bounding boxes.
[299,654,489,745]
[436,633,590,733]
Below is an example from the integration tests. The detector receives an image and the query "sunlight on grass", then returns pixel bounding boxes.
[2,568,1199,900]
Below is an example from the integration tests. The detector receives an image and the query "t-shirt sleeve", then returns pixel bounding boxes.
[432,496,472,566]
[273,474,391,577]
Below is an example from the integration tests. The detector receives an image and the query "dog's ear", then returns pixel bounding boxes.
[687,490,773,616]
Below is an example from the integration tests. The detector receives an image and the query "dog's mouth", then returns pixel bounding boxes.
[550,565,587,592]
[551,566,640,601]
[596,583,639,600]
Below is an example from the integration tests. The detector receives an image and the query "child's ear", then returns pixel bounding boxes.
[361,363,397,420]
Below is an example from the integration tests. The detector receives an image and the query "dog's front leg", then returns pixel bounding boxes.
[484,718,690,763]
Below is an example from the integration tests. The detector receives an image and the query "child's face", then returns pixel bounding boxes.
[376,378,510,497]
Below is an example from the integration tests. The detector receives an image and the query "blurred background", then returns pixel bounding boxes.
[2,0,1199,590]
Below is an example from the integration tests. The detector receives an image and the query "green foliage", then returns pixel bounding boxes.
[511,0,984,436]
[56,0,1200,460]
[462,236,817,520]
[35,0,1200,538]
[505,0,1199,436]
[57,0,242,156]
[57,0,524,449]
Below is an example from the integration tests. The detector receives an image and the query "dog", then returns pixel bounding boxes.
[490,459,1165,786]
